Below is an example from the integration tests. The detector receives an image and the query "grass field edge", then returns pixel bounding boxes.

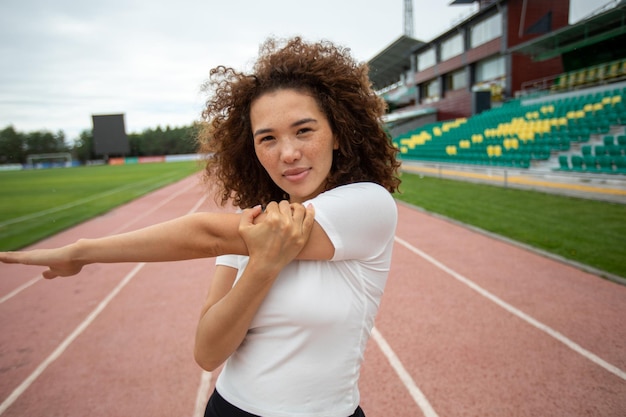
[394,199,626,286]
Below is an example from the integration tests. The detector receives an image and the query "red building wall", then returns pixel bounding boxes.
[506,0,570,93]
[438,89,473,121]
[407,0,571,122]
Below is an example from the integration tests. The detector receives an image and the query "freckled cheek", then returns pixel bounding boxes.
[255,149,279,176]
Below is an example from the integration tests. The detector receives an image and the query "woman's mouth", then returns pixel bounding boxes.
[282,167,310,182]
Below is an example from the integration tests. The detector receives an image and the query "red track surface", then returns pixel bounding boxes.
[1,175,625,416]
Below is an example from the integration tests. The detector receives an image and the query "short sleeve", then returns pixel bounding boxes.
[216,254,240,269]
[306,182,397,261]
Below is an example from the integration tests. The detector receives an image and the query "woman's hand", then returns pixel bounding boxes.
[239,201,315,271]
[0,245,85,279]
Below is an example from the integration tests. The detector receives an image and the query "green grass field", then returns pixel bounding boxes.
[395,173,626,280]
[1,164,624,280]
[0,161,202,251]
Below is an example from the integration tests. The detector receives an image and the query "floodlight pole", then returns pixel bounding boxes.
[404,0,414,37]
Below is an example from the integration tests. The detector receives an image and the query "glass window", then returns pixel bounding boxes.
[446,68,467,91]
[441,33,464,61]
[423,79,440,102]
[475,56,505,82]
[470,13,502,48]
[417,48,436,71]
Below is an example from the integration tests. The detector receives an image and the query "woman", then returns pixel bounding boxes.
[1,37,400,416]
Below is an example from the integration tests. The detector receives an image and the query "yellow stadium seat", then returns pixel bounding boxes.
[574,69,587,86]
[550,74,567,91]
[605,60,622,79]
[585,66,598,84]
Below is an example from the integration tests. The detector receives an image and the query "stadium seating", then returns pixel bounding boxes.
[550,58,626,92]
[557,132,626,174]
[394,85,626,174]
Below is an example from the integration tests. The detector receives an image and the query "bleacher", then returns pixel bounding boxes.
[550,58,626,93]
[562,135,626,174]
[393,84,626,175]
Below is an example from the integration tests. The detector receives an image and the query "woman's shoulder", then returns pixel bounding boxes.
[328,181,390,194]
[322,182,394,202]
[310,182,396,218]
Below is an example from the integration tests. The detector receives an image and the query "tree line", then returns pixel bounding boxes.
[0,124,200,165]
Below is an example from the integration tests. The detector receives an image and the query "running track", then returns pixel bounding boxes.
[1,174,625,416]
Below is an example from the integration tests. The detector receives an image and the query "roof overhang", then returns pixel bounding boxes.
[382,107,437,125]
[509,2,626,61]
[368,35,424,90]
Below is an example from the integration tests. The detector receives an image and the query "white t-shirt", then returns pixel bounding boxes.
[214,182,397,417]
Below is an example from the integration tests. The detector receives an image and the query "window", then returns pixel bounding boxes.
[441,33,464,61]
[470,13,502,48]
[446,68,467,91]
[417,48,436,71]
[423,79,440,103]
[475,56,505,83]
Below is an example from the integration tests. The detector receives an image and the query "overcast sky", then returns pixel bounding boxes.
[0,0,613,142]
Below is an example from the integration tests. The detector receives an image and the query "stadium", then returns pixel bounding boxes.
[368,0,626,203]
[0,1,625,416]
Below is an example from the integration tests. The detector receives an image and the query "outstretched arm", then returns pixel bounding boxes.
[0,200,330,279]
[0,211,243,278]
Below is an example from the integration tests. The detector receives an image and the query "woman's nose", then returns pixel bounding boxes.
[280,139,302,163]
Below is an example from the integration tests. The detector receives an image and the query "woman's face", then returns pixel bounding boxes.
[250,89,338,203]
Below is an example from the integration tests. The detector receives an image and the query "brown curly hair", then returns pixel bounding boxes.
[197,36,400,208]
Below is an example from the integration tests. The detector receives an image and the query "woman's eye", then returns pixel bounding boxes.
[297,128,312,135]
[260,135,275,143]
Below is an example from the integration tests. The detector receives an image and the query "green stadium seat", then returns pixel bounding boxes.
[514,154,531,168]
[603,136,615,146]
[598,155,614,173]
[558,155,570,171]
[614,156,626,174]
[607,145,623,157]
[532,145,551,160]
[571,155,584,171]
[581,145,592,156]
[583,155,599,172]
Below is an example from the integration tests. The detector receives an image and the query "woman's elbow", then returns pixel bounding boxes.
[194,346,225,372]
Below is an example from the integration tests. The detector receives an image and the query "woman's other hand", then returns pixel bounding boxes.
[0,245,85,279]
[239,201,315,270]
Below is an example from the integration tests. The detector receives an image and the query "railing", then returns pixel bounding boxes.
[519,58,626,97]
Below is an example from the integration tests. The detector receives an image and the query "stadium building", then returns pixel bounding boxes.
[370,0,626,180]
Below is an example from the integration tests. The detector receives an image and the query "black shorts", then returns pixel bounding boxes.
[204,389,366,417]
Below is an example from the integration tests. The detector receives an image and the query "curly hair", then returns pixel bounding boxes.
[197,36,400,208]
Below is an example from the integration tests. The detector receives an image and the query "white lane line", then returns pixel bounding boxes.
[108,179,202,235]
[186,194,209,218]
[0,191,209,415]
[0,179,200,306]
[192,371,213,417]
[0,276,42,305]
[394,236,626,382]
[371,327,439,417]
[0,262,146,415]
